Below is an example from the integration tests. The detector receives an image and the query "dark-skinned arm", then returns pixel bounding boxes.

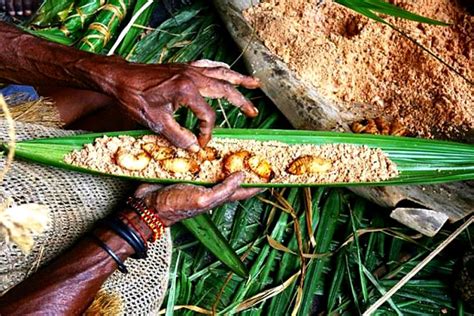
[0,21,260,151]
[0,173,260,315]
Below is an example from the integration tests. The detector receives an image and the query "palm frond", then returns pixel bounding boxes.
[336,0,448,25]
[6,129,473,187]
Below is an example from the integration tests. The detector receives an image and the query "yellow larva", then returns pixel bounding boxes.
[141,143,175,161]
[247,155,274,181]
[222,150,251,176]
[287,156,332,175]
[161,157,200,174]
[115,148,151,171]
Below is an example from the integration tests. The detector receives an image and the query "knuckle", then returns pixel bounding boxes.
[176,78,193,92]
[221,82,233,93]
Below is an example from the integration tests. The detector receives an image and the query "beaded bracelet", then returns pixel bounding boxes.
[89,233,128,273]
[126,197,165,242]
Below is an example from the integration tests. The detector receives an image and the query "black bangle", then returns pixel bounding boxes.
[89,233,128,274]
[100,217,148,259]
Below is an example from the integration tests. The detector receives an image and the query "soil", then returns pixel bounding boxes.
[64,134,399,184]
[243,0,473,139]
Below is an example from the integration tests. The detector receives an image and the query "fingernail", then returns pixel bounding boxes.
[16,11,23,16]
[9,11,15,16]
[249,107,259,117]
[188,144,200,153]
[25,10,31,15]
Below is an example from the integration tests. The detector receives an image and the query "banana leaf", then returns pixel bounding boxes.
[4,129,473,187]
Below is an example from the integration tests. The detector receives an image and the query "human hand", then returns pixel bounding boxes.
[133,172,262,226]
[1,0,38,16]
[101,59,260,152]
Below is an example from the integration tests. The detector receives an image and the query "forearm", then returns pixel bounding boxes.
[0,22,120,94]
[0,209,152,315]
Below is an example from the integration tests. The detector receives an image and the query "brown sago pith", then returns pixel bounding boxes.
[243,0,473,139]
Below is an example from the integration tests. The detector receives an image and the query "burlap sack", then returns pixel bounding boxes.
[0,119,172,315]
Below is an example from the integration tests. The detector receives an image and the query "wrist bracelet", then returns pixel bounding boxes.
[89,233,128,274]
[100,217,148,259]
[119,212,147,248]
[126,197,165,242]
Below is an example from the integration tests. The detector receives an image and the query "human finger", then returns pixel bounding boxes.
[197,66,260,89]
[180,91,216,148]
[13,0,22,15]
[197,172,245,209]
[0,0,6,11]
[22,0,32,15]
[6,0,15,15]
[190,59,230,69]
[158,112,200,152]
[198,79,258,117]
[229,187,265,201]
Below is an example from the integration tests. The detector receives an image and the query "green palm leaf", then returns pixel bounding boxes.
[336,0,449,25]
[4,129,473,187]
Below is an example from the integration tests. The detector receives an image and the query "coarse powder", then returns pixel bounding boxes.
[64,135,399,184]
[243,0,473,139]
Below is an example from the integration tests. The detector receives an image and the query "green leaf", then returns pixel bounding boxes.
[166,250,181,316]
[221,193,291,314]
[349,200,369,304]
[29,0,75,27]
[182,214,248,278]
[76,0,133,53]
[299,189,344,316]
[117,0,157,57]
[22,27,75,46]
[326,248,347,312]
[267,189,306,314]
[7,129,474,187]
[229,197,265,249]
[336,0,448,25]
[361,264,403,315]
[128,4,205,63]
